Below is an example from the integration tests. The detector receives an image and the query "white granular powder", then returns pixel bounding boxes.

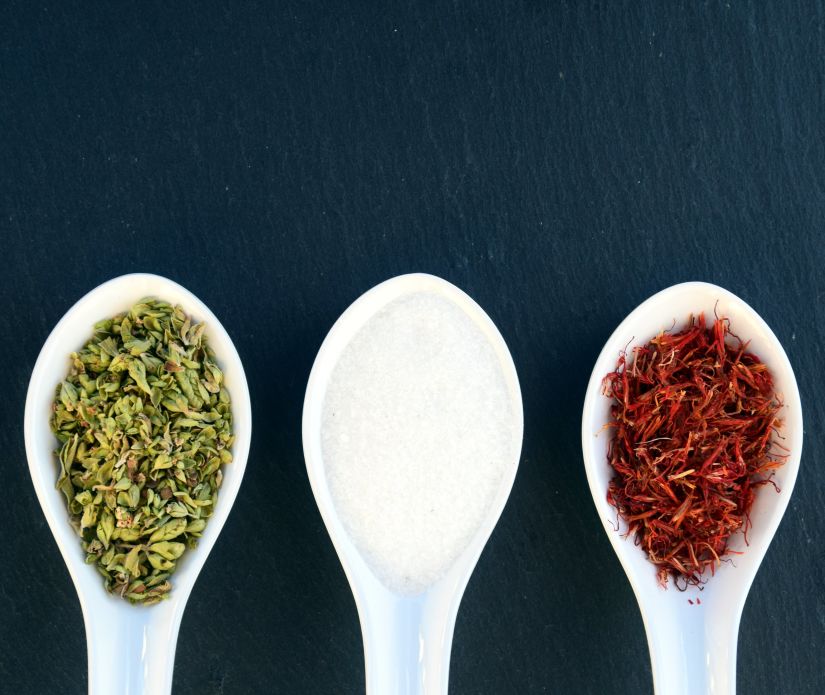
[321,290,520,595]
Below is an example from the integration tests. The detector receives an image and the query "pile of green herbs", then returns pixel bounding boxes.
[51,299,233,604]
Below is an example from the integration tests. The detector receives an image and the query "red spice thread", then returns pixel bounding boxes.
[603,314,787,588]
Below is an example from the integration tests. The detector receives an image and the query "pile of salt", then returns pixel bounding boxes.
[321,290,520,594]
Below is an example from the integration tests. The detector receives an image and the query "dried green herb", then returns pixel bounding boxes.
[50,299,233,604]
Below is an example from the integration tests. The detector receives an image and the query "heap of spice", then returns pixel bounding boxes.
[321,290,521,595]
[51,299,233,604]
[603,313,786,588]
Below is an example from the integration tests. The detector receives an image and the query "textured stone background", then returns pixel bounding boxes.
[2,2,823,693]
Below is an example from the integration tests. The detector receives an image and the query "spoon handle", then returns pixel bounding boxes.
[645,603,740,695]
[360,593,457,695]
[84,601,183,695]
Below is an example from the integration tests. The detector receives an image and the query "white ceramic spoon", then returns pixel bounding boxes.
[24,273,252,695]
[582,281,803,695]
[302,273,523,694]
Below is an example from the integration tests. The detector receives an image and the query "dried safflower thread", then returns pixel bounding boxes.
[50,299,234,604]
[602,314,786,588]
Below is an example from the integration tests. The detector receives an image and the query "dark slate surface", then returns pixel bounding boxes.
[1,2,823,693]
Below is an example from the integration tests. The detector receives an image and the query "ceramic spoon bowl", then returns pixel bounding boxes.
[581,281,803,695]
[24,273,252,695]
[303,273,523,695]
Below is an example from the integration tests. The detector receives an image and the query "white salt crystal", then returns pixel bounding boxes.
[321,290,520,595]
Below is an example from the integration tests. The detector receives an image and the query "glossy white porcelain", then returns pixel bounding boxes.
[581,281,803,695]
[303,273,523,695]
[24,273,252,695]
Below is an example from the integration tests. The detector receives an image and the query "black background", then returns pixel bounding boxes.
[2,2,823,693]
